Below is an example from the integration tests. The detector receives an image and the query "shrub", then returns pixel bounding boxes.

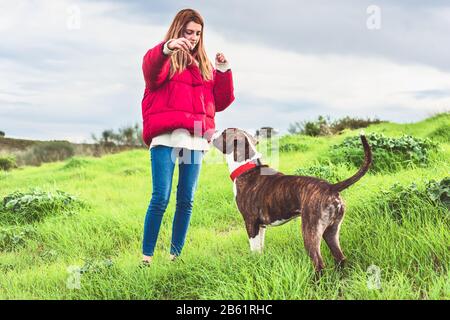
[428,124,450,143]
[294,163,343,183]
[331,116,383,133]
[91,123,145,147]
[18,142,75,166]
[328,133,438,173]
[288,116,384,136]
[375,177,449,224]
[62,157,91,170]
[288,116,330,136]
[278,134,310,153]
[426,177,450,209]
[0,131,5,137]
[0,189,86,225]
[0,156,17,171]
[0,225,36,252]
[33,141,74,163]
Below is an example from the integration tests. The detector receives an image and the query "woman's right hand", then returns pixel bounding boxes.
[167,37,193,53]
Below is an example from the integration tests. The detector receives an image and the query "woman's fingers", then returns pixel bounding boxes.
[175,40,187,52]
[179,38,190,51]
[216,52,227,63]
[183,38,193,50]
[173,38,193,53]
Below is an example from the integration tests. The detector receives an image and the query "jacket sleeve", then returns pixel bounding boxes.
[142,41,171,91]
[213,69,235,112]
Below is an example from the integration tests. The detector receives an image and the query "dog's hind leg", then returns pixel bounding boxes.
[302,221,326,274]
[323,220,346,268]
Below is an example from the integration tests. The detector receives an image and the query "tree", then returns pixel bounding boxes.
[101,129,115,144]
[90,123,146,148]
[119,126,135,145]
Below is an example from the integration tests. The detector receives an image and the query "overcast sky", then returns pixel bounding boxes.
[1,0,449,142]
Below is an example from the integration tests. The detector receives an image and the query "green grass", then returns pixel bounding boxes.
[0,113,449,299]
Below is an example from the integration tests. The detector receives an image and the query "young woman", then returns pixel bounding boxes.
[140,8,235,265]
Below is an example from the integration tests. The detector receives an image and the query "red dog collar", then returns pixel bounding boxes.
[230,162,257,181]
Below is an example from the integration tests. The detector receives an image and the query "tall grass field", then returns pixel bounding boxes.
[0,114,449,299]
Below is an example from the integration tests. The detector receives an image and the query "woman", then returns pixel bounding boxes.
[140,8,235,265]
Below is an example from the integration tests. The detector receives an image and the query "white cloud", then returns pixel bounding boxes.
[207,31,450,131]
[0,0,165,141]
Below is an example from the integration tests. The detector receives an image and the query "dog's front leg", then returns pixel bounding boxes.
[258,226,266,252]
[246,222,264,254]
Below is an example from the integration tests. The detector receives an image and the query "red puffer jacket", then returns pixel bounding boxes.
[141,41,235,147]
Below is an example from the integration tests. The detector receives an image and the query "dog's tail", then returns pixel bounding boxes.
[330,132,372,193]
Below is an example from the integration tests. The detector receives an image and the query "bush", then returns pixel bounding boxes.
[0,131,5,137]
[33,141,74,163]
[328,133,438,173]
[294,163,343,183]
[428,124,450,143]
[288,116,384,136]
[62,157,91,170]
[331,116,383,133]
[426,177,450,209]
[288,116,331,136]
[278,134,310,153]
[375,177,449,224]
[0,189,86,225]
[91,123,145,147]
[0,156,17,171]
[19,142,75,166]
[0,225,36,252]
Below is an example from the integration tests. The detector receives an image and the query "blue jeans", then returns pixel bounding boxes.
[142,146,203,257]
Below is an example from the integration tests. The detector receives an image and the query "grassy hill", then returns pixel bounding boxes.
[0,137,141,167]
[0,114,448,299]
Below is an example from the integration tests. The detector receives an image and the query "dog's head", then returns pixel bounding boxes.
[212,128,259,162]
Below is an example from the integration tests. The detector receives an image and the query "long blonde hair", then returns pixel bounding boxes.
[164,9,213,81]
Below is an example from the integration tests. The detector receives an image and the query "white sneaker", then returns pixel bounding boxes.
[141,255,153,267]
[169,254,177,261]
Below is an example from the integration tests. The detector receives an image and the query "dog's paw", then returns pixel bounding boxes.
[335,259,346,270]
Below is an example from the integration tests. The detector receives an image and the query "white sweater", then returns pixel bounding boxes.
[150,131,211,151]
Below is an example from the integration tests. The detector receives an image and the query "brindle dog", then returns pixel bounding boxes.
[213,128,372,275]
